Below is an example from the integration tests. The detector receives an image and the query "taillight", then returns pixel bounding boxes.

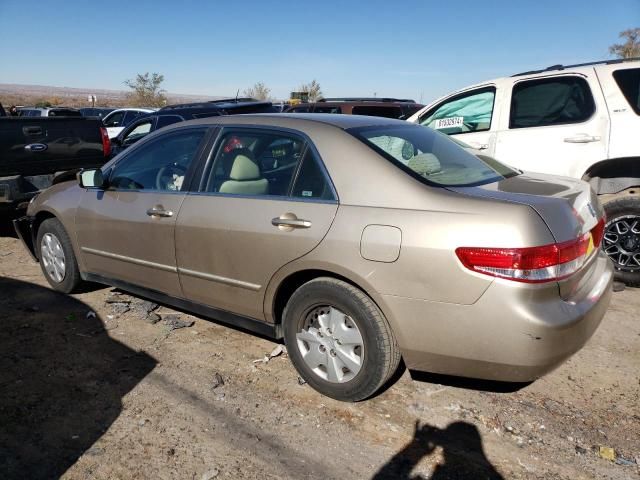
[100,127,111,157]
[456,217,606,283]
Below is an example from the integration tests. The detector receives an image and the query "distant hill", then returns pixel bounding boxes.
[0,83,229,107]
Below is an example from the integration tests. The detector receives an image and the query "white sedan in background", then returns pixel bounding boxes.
[102,108,155,138]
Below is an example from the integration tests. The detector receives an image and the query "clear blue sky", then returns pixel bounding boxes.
[0,0,638,101]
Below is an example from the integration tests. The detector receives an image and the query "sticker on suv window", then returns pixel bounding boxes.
[434,117,464,129]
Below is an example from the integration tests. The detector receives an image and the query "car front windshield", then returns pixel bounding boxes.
[349,124,518,187]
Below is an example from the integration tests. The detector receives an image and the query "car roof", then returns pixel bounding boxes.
[175,113,410,130]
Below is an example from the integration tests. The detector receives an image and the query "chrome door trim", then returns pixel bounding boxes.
[81,247,177,273]
[178,267,261,291]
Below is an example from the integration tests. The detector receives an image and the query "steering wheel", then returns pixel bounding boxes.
[156,163,187,191]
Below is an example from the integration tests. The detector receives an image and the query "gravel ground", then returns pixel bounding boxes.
[0,235,638,480]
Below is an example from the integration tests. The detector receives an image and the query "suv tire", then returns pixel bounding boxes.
[36,218,82,293]
[602,196,640,287]
[283,277,401,401]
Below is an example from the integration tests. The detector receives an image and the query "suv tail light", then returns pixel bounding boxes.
[100,127,111,157]
[456,217,606,283]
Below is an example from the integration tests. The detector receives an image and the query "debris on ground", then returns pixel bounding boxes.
[163,314,194,331]
[297,376,306,385]
[599,446,616,461]
[132,300,159,316]
[109,303,130,316]
[253,345,287,364]
[200,467,220,479]
[211,372,224,390]
[615,456,636,466]
[105,291,130,304]
[86,311,96,319]
[145,312,161,324]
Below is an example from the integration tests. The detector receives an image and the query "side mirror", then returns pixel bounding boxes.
[77,169,105,189]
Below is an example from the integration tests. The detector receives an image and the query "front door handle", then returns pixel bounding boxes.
[563,134,601,143]
[146,206,173,218]
[272,214,312,230]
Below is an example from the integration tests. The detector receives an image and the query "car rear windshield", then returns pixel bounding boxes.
[349,124,518,187]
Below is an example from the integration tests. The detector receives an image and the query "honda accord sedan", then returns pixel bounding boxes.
[14,114,613,401]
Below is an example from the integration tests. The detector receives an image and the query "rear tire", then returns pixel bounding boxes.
[283,277,401,401]
[36,218,82,293]
[602,196,640,287]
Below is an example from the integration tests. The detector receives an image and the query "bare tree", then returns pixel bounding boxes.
[298,80,323,102]
[243,82,272,100]
[124,72,167,107]
[609,28,640,59]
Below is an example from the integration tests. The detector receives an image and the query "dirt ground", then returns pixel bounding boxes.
[0,235,638,480]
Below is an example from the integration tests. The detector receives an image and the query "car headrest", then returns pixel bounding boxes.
[229,153,261,181]
[408,153,441,176]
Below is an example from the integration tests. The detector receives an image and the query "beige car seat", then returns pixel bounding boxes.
[407,153,441,176]
[219,151,268,195]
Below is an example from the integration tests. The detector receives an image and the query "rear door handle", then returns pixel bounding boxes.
[563,134,601,143]
[23,126,43,136]
[146,207,173,218]
[271,217,312,229]
[467,141,489,150]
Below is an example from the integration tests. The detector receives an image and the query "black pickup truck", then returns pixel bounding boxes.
[0,103,110,220]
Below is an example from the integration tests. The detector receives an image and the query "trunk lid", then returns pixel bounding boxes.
[449,172,606,299]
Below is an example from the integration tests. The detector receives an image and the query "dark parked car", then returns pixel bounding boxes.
[0,115,110,219]
[286,97,424,119]
[110,99,279,156]
[18,107,83,117]
[79,107,115,118]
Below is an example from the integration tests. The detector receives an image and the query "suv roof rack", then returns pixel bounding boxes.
[512,57,640,77]
[160,98,265,111]
[317,97,417,103]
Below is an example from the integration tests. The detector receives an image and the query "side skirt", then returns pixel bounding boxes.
[82,272,282,339]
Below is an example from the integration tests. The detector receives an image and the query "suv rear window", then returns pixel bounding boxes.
[510,76,595,128]
[613,68,640,115]
[349,124,518,187]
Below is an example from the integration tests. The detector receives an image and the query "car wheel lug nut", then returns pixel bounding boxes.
[330,350,336,357]
[319,345,326,352]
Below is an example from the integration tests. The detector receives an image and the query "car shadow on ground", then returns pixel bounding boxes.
[371,420,504,479]
[410,371,531,393]
[0,277,157,480]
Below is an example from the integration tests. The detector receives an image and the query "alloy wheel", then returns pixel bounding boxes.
[603,215,640,271]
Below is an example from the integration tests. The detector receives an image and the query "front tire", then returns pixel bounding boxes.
[37,218,82,293]
[602,196,640,287]
[283,277,401,401]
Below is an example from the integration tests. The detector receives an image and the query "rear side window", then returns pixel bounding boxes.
[352,106,402,118]
[613,68,640,115]
[510,76,595,128]
[291,149,335,200]
[419,87,495,134]
[157,115,184,128]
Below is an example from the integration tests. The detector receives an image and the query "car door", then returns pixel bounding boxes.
[75,126,209,297]
[416,86,499,154]
[175,127,338,320]
[493,73,610,178]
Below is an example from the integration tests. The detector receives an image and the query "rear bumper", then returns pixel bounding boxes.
[12,216,38,262]
[386,252,613,382]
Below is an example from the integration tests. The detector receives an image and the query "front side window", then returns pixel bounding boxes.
[613,68,640,115]
[110,128,206,191]
[204,129,334,199]
[123,110,144,125]
[350,124,518,187]
[510,76,595,128]
[103,111,125,127]
[419,88,495,134]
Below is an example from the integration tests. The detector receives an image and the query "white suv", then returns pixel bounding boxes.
[408,59,640,286]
